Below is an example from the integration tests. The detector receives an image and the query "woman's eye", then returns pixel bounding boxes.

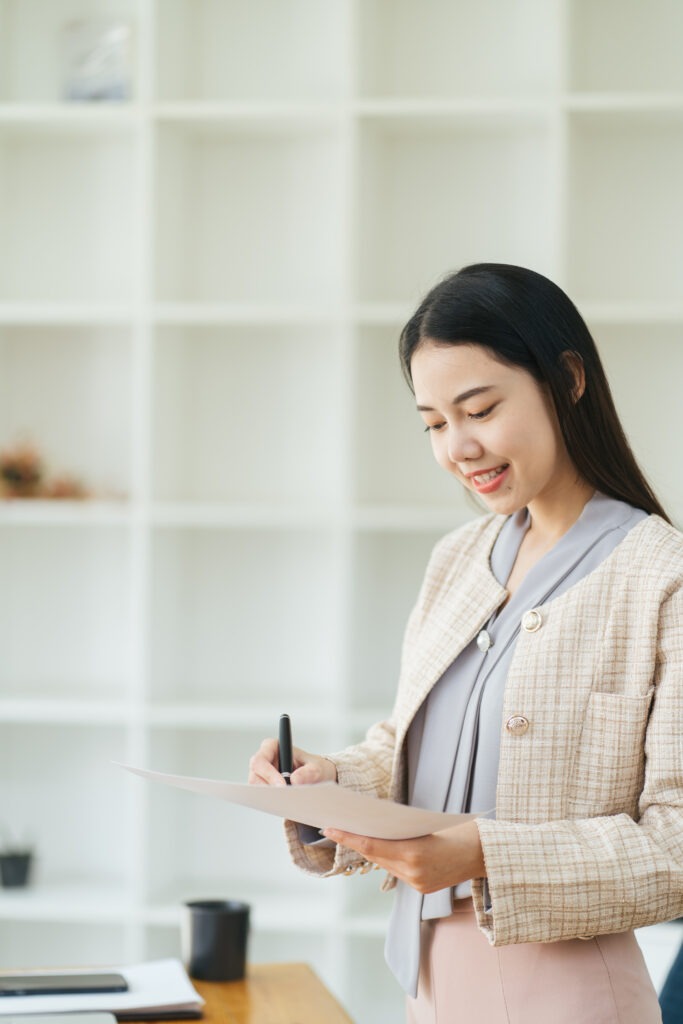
[467,405,495,421]
[423,422,445,433]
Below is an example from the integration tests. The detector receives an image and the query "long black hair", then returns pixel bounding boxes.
[399,263,670,522]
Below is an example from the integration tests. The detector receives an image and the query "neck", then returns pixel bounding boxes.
[526,478,595,547]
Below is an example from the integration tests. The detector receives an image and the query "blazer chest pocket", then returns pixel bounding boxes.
[566,689,654,819]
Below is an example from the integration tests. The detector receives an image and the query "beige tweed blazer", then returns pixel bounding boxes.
[285,511,683,946]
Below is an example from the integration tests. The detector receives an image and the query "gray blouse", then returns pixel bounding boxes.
[386,492,647,997]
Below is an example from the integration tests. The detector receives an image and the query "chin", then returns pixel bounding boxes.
[479,490,525,516]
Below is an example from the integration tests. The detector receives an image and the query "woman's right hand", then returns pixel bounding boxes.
[248,738,338,787]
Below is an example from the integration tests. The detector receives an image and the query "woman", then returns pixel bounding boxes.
[249,264,683,1022]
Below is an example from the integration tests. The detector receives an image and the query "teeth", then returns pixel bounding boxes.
[474,465,507,485]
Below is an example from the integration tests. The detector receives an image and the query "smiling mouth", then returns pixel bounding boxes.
[471,464,509,486]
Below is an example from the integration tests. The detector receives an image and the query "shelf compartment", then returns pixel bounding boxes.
[563,94,683,114]
[355,115,553,304]
[154,103,343,123]
[0,698,130,725]
[0,106,141,128]
[0,303,136,325]
[153,303,339,327]
[0,919,127,969]
[568,0,683,94]
[145,702,335,732]
[351,506,470,532]
[0,0,138,103]
[154,0,349,103]
[149,527,339,705]
[348,529,445,712]
[0,120,139,303]
[567,111,683,305]
[0,723,133,892]
[0,501,131,527]
[578,302,683,326]
[0,879,134,923]
[143,728,338,906]
[152,324,343,504]
[154,120,344,305]
[150,503,334,531]
[0,324,132,500]
[0,526,132,701]
[593,322,683,523]
[144,880,339,934]
[357,0,559,99]
[353,326,473,509]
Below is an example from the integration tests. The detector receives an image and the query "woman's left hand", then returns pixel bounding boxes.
[322,819,486,894]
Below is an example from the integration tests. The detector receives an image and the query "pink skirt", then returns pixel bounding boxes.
[406,898,662,1024]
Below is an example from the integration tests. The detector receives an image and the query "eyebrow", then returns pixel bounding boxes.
[416,385,496,412]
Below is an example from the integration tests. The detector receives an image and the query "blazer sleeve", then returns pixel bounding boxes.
[472,585,683,945]
[283,714,398,877]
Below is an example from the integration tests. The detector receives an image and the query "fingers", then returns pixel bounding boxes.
[322,829,377,859]
[248,737,286,786]
[248,741,337,787]
[291,750,338,786]
[323,826,481,893]
[290,761,327,782]
[291,763,321,785]
[322,830,430,891]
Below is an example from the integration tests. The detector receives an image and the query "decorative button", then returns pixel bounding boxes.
[521,609,542,633]
[359,861,373,874]
[476,629,493,653]
[505,715,530,735]
[343,865,357,876]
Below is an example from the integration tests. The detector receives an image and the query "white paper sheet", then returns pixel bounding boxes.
[0,960,203,1018]
[0,1015,116,1024]
[116,763,476,840]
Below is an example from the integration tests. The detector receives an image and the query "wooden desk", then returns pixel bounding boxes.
[186,964,353,1024]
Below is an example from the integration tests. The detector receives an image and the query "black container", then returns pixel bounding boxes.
[182,900,250,982]
[0,852,32,888]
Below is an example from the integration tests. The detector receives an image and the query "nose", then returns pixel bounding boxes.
[446,423,483,465]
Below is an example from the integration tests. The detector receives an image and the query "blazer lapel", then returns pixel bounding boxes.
[395,560,507,754]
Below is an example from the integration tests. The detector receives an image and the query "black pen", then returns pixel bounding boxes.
[278,713,293,785]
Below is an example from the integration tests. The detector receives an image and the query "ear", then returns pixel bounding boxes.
[561,350,586,403]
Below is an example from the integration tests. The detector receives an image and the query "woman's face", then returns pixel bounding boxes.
[411,340,580,517]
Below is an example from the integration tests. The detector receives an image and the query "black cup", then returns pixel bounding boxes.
[182,900,250,982]
[0,852,32,888]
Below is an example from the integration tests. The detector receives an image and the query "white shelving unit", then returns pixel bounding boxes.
[0,2,682,1021]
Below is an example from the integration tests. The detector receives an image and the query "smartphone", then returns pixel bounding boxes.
[0,973,128,997]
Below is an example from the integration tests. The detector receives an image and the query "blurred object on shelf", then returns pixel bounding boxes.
[62,18,134,102]
[0,441,43,498]
[0,827,34,888]
[0,439,90,501]
[43,474,90,500]
[0,850,33,888]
